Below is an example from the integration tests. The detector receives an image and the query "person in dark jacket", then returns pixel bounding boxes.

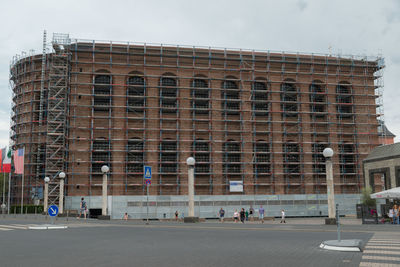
[240,208,245,223]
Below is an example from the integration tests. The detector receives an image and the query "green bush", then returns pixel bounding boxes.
[361,187,376,208]
[10,205,44,214]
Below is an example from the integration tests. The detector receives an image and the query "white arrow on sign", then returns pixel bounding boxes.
[50,207,57,215]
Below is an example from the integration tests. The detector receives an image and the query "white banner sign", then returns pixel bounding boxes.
[229,181,243,192]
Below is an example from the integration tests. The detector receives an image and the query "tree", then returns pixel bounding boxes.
[361,187,376,208]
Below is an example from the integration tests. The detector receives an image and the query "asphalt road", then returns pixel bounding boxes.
[0,219,372,267]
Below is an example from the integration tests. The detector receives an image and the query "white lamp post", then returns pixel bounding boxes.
[59,172,66,214]
[101,165,109,216]
[44,177,50,213]
[185,157,199,222]
[323,147,336,224]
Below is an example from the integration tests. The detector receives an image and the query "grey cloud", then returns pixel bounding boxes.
[0,0,399,146]
[297,0,308,11]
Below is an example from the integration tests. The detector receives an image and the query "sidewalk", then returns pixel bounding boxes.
[205,217,362,225]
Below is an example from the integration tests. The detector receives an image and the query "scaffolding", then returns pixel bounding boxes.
[9,34,385,205]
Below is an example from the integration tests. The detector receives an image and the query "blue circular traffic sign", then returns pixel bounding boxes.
[48,205,59,217]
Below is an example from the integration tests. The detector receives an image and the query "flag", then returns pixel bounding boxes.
[0,147,5,172]
[14,148,24,174]
[2,148,11,173]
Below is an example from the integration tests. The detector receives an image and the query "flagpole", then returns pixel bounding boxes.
[21,172,24,215]
[7,172,10,214]
[2,170,5,214]
[1,148,4,214]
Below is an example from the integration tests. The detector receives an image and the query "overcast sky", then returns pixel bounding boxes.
[0,0,399,148]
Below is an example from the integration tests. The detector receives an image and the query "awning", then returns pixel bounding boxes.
[370,187,400,199]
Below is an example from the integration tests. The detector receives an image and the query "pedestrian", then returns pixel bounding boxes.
[219,208,225,222]
[281,209,286,223]
[259,205,265,223]
[233,209,239,223]
[394,205,399,224]
[389,207,394,224]
[249,207,254,221]
[240,208,245,223]
[123,212,128,221]
[175,210,179,221]
[398,205,400,225]
[245,209,249,221]
[77,197,87,219]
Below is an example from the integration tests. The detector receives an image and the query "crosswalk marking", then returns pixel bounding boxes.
[359,234,400,267]
[0,227,13,231]
[360,262,400,267]
[368,240,400,245]
[364,246,400,251]
[0,224,28,230]
[5,224,28,229]
[364,249,400,255]
[363,255,400,261]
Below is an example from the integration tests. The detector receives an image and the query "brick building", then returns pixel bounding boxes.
[9,33,385,218]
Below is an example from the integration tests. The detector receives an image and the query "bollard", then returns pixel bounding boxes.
[35,207,37,219]
[66,210,69,222]
[14,207,16,218]
[25,207,27,219]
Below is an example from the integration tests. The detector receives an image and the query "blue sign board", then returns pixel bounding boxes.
[144,166,152,179]
[48,205,59,217]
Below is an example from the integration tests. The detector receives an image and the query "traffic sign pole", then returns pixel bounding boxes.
[144,166,152,225]
[146,184,149,225]
[48,205,59,225]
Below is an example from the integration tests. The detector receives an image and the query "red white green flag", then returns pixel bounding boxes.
[2,148,11,173]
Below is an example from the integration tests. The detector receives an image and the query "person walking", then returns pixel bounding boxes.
[77,197,87,219]
[389,207,394,224]
[233,209,239,223]
[249,207,254,221]
[245,209,249,221]
[240,208,245,223]
[175,210,179,221]
[123,212,128,221]
[219,208,225,222]
[259,206,265,223]
[280,209,286,223]
[394,205,399,224]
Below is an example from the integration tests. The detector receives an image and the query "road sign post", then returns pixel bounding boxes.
[144,166,152,225]
[48,205,59,225]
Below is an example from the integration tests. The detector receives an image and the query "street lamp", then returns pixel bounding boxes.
[44,177,50,213]
[323,148,336,224]
[59,172,66,214]
[185,157,198,223]
[101,165,109,216]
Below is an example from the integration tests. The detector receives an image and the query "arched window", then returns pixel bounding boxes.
[281,80,298,118]
[252,80,269,116]
[221,77,240,115]
[191,78,209,115]
[312,143,326,173]
[336,82,353,119]
[339,143,355,174]
[94,72,112,112]
[160,75,177,114]
[309,80,326,118]
[127,138,144,173]
[223,140,241,173]
[160,139,177,173]
[127,75,145,113]
[192,139,210,173]
[253,140,270,174]
[282,142,300,174]
[92,138,111,173]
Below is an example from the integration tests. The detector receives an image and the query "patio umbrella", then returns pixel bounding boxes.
[371,187,400,199]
